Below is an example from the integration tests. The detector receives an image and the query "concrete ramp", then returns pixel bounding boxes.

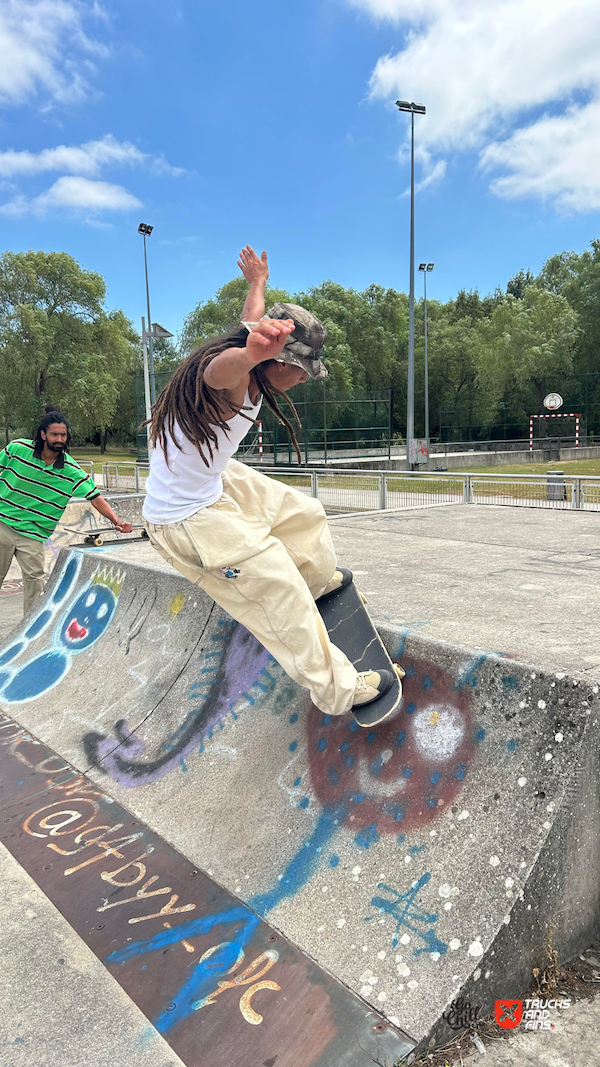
[1,549,599,1062]
[52,493,145,547]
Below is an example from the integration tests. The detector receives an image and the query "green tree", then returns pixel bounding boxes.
[506,269,535,299]
[425,317,490,439]
[0,250,138,450]
[180,277,290,354]
[481,287,579,432]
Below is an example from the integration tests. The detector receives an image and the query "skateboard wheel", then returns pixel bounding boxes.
[394,664,406,680]
[141,529,149,539]
[84,535,95,544]
[94,536,104,546]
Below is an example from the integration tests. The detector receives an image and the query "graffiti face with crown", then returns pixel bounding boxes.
[0,561,124,705]
[59,583,117,650]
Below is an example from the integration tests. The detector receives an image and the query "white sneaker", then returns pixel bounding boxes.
[352,668,394,707]
[318,567,353,599]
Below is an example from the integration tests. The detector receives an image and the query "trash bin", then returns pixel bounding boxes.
[546,470,566,501]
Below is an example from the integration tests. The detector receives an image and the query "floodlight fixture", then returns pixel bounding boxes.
[419,263,427,271]
[138,223,153,236]
[151,323,173,339]
[395,100,427,115]
[427,262,434,271]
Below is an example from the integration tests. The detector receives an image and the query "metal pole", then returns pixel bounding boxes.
[323,379,328,465]
[141,316,151,439]
[423,270,429,448]
[142,233,156,406]
[406,110,415,471]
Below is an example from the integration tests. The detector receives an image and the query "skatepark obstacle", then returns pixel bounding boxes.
[0,548,598,1062]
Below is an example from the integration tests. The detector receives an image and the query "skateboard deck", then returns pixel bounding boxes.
[317,579,403,727]
[60,524,149,547]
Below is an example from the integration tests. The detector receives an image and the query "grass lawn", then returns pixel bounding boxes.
[71,446,137,465]
[467,458,600,476]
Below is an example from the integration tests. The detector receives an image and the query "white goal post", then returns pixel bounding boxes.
[529,412,580,451]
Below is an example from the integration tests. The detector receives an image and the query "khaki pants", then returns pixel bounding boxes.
[145,459,357,716]
[0,520,46,615]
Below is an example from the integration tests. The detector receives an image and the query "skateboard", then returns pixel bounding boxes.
[317,577,404,728]
[60,524,149,547]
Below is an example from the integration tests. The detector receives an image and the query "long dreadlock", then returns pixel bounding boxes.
[146,327,303,465]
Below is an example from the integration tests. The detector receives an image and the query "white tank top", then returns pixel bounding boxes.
[143,391,262,524]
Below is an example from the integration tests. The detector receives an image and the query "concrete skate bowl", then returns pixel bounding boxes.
[0,549,598,1064]
[51,493,145,548]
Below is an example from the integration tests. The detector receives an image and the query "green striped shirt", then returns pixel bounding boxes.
[0,439,99,542]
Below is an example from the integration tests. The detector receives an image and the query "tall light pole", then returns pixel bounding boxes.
[138,223,156,406]
[396,100,426,470]
[419,262,434,447]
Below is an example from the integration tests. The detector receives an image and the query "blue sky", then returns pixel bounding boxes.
[1,0,600,339]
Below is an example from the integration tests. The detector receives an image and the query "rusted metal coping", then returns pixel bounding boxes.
[0,711,414,1067]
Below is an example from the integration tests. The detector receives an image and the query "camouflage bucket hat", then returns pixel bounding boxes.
[242,302,328,380]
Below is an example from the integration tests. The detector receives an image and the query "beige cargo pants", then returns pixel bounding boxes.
[144,459,357,716]
[0,520,46,615]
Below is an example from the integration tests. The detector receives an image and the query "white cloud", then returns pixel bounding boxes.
[0,134,185,179]
[0,176,142,216]
[0,0,109,107]
[0,135,145,177]
[401,155,447,196]
[481,101,600,211]
[349,0,600,212]
[0,134,185,219]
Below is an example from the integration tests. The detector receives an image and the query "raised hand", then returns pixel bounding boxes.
[237,245,269,286]
[245,319,294,364]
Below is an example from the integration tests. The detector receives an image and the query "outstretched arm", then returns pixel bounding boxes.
[203,319,294,392]
[238,245,269,321]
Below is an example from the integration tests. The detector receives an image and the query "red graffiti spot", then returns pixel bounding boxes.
[66,619,88,641]
[307,657,476,834]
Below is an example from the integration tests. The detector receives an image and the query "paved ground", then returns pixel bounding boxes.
[328,504,600,680]
[25,502,596,679]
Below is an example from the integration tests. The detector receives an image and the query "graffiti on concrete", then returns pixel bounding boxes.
[0,716,285,1040]
[0,556,124,703]
[366,874,448,954]
[307,657,478,834]
[99,653,481,1029]
[83,619,275,786]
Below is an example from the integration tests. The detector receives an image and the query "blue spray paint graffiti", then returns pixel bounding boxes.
[106,905,261,1034]
[106,802,347,1034]
[366,873,448,955]
[0,557,124,703]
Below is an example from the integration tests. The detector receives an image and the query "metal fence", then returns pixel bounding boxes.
[101,463,600,515]
[102,463,150,492]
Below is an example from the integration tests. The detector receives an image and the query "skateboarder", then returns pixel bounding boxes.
[143,246,401,724]
[0,405,133,614]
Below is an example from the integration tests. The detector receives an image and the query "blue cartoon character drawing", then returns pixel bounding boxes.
[0,557,124,703]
